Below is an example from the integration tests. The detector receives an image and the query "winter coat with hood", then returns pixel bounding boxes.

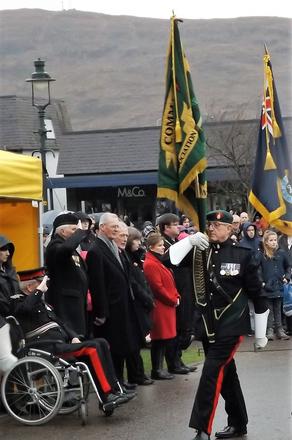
[239,222,261,252]
[0,235,22,323]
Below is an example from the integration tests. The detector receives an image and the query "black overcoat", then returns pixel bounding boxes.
[86,238,139,356]
[45,230,89,337]
[162,234,194,334]
[123,251,154,339]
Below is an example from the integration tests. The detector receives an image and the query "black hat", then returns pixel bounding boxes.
[206,210,233,224]
[53,213,79,230]
[75,211,91,222]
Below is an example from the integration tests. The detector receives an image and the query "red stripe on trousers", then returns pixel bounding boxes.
[207,336,244,434]
[69,347,111,393]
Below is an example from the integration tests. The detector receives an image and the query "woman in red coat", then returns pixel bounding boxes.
[143,233,180,380]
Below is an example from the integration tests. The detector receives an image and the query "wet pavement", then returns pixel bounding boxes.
[1,337,291,440]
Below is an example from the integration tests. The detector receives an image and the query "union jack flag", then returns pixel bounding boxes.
[261,85,273,136]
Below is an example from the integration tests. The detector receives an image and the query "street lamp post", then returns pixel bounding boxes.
[26,59,55,211]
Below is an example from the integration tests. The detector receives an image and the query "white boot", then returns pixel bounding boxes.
[254,309,270,349]
[0,323,17,374]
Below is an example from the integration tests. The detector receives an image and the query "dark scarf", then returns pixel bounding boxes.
[149,250,165,262]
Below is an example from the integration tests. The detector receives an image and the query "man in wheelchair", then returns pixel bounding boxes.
[0,236,135,416]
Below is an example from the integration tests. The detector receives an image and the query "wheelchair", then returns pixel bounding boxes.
[0,316,124,426]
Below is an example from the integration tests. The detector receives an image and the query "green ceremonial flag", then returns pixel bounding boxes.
[157,16,207,232]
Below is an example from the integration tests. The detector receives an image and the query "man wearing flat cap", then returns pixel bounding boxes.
[169,210,269,440]
[45,213,90,337]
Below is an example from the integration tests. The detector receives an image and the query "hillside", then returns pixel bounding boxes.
[0,9,291,130]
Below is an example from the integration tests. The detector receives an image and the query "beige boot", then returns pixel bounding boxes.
[276,328,290,340]
[0,324,17,374]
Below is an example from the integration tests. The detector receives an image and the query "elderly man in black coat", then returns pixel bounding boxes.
[45,213,90,338]
[86,213,140,383]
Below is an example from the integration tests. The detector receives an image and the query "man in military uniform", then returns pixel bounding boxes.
[169,210,268,440]
[45,213,90,337]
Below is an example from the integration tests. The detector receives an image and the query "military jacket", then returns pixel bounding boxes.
[194,239,265,339]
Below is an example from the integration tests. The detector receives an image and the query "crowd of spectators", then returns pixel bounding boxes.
[0,207,291,422]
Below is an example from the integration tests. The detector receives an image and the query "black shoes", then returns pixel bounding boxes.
[128,375,154,386]
[101,392,133,412]
[136,377,154,385]
[123,382,137,390]
[168,366,190,375]
[215,425,247,438]
[151,370,174,380]
[185,365,198,372]
[193,431,210,440]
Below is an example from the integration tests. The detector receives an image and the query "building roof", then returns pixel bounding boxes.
[57,117,292,175]
[0,95,71,151]
[1,95,291,183]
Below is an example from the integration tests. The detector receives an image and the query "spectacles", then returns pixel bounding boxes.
[207,222,229,229]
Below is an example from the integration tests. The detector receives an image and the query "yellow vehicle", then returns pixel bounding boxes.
[0,150,43,275]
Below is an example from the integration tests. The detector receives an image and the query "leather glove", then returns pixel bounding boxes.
[188,232,209,250]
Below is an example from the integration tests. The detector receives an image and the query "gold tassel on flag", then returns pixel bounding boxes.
[264,147,276,170]
[175,119,182,142]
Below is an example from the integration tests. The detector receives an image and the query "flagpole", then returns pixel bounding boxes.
[171,15,182,142]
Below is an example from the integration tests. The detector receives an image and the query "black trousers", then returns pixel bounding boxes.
[189,335,248,435]
[56,338,118,399]
[126,350,145,383]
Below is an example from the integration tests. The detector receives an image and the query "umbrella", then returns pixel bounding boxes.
[42,209,72,231]
[90,212,104,225]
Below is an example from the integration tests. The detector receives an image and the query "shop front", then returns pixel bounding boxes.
[66,183,157,226]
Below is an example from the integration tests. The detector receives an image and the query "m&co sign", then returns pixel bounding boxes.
[117,186,146,198]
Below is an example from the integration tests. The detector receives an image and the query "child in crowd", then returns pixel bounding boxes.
[258,230,291,340]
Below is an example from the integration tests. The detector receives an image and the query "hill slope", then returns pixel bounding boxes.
[0,9,291,130]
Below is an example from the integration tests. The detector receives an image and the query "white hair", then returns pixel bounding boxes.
[118,221,128,231]
[55,224,73,235]
[99,212,119,226]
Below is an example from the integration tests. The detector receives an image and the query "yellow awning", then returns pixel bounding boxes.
[0,150,42,201]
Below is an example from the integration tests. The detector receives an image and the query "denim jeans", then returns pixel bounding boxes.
[266,297,283,329]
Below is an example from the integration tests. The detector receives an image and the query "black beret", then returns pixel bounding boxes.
[206,210,233,224]
[53,213,79,229]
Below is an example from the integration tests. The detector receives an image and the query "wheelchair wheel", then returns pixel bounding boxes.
[1,356,64,426]
[59,372,90,415]
[78,399,88,426]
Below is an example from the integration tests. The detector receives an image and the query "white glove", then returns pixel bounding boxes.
[37,275,49,293]
[188,232,209,250]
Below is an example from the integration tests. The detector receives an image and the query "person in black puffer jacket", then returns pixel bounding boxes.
[0,235,19,375]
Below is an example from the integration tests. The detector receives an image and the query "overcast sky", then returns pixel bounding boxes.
[1,0,291,19]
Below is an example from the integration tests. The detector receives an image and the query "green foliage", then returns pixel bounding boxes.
[140,344,204,373]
